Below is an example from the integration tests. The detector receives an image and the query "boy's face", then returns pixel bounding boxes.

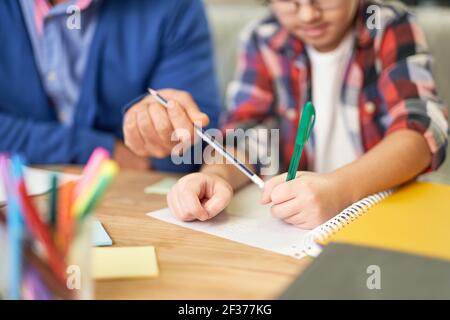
[271,0,359,52]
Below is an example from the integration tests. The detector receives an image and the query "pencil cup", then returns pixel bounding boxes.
[0,224,8,300]
[0,149,118,300]
[0,208,94,300]
[65,216,94,300]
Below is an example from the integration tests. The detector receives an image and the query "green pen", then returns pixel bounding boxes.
[49,173,58,229]
[286,101,316,181]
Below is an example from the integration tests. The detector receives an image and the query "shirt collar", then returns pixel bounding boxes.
[36,0,96,16]
[32,0,98,34]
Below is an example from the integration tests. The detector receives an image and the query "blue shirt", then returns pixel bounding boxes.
[0,0,221,171]
[19,0,100,125]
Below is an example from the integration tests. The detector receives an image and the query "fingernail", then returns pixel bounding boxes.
[194,113,208,122]
[198,209,209,221]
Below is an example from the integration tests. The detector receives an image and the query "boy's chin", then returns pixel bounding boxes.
[296,32,342,52]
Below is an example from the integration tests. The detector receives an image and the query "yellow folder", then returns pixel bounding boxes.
[330,182,450,262]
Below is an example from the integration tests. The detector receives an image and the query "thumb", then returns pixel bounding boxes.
[203,182,233,218]
[261,173,288,204]
[184,104,209,128]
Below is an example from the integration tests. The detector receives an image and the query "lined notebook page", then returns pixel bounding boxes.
[148,184,308,259]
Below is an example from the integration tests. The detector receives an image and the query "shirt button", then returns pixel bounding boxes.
[365,101,376,114]
[286,109,298,121]
[60,111,70,124]
[47,71,57,82]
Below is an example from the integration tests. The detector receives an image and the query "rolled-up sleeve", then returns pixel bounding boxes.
[378,13,449,171]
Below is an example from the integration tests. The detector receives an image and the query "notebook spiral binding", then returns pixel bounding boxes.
[302,190,393,258]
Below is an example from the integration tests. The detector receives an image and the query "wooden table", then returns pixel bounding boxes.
[91,169,311,300]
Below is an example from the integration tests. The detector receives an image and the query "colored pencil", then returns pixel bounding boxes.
[78,160,119,221]
[74,147,110,199]
[57,181,76,256]
[72,160,118,219]
[23,265,54,300]
[0,155,24,300]
[49,174,58,229]
[11,156,66,283]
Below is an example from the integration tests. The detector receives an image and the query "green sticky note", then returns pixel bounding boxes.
[144,177,178,195]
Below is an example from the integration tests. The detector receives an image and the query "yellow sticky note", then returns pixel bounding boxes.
[92,246,159,280]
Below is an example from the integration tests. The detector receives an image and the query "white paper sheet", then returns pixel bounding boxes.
[0,167,79,205]
[148,184,308,259]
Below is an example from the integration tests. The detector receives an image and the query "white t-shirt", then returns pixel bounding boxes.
[306,32,359,173]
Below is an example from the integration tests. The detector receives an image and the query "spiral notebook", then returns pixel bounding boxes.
[148,184,392,259]
[302,190,392,257]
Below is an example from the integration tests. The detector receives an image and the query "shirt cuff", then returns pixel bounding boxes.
[122,94,148,115]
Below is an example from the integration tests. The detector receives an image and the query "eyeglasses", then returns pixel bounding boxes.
[270,0,344,13]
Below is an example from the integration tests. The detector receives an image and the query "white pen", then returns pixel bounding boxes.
[148,88,265,189]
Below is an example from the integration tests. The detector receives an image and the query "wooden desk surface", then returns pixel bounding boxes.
[90,169,311,300]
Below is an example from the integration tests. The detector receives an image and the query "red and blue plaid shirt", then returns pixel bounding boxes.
[222,0,448,173]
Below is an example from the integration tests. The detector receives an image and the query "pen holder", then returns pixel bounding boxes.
[64,216,94,300]
[0,149,118,300]
[0,221,8,299]
[0,207,94,300]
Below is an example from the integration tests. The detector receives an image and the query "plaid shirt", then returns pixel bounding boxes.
[222,0,448,173]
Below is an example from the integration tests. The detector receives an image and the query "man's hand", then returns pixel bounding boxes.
[123,89,209,159]
[261,172,347,230]
[113,141,150,171]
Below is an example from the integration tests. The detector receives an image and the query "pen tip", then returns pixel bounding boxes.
[148,88,157,96]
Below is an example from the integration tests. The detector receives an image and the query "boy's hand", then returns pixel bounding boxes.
[123,89,209,159]
[261,172,347,230]
[167,172,233,222]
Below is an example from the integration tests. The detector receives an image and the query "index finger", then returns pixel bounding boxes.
[123,106,148,156]
[154,89,210,127]
[180,189,210,221]
[261,173,288,204]
[167,100,196,145]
